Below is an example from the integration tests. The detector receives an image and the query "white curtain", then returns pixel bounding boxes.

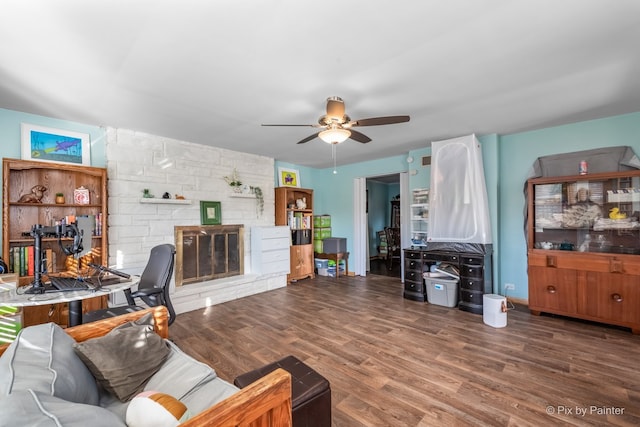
[353,178,367,276]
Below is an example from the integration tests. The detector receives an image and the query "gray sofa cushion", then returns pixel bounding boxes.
[145,340,219,399]
[74,315,170,402]
[99,339,238,419]
[0,389,126,427]
[0,322,99,405]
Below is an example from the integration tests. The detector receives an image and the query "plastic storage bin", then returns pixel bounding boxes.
[322,237,346,253]
[424,275,459,307]
[313,215,331,228]
[314,228,332,240]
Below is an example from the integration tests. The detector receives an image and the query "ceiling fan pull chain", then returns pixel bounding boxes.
[332,143,338,174]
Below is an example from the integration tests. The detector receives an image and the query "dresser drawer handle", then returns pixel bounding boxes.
[611,293,623,303]
[546,286,556,294]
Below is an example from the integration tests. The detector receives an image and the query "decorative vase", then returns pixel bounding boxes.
[233,185,242,193]
[55,195,65,204]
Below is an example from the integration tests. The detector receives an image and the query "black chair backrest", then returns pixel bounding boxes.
[137,244,176,324]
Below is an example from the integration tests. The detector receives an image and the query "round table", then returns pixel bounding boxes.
[0,276,139,326]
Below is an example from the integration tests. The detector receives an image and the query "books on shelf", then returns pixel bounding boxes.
[288,211,313,229]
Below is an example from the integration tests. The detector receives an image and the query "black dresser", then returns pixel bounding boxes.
[403,245,493,314]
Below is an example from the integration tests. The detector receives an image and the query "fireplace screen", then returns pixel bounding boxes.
[174,225,244,286]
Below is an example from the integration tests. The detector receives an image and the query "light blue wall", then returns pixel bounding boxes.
[0,108,107,166]
[279,112,640,300]
[309,154,409,249]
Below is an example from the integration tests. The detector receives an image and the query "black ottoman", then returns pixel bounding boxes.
[234,355,331,427]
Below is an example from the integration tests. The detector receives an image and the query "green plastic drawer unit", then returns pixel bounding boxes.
[313,215,331,228]
[314,227,332,240]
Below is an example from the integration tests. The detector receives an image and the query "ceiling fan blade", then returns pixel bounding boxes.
[349,129,372,143]
[262,124,316,127]
[296,133,320,144]
[350,115,410,127]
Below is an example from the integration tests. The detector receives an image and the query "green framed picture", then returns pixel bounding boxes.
[200,201,221,225]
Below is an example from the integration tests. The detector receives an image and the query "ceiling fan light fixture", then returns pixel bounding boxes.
[319,128,351,144]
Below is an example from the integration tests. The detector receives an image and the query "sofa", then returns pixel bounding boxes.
[0,306,292,426]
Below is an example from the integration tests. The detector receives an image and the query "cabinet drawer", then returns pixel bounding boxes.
[528,251,640,275]
[404,270,423,283]
[262,249,290,264]
[461,256,483,266]
[528,266,578,314]
[461,264,483,278]
[459,277,484,292]
[424,253,458,263]
[405,258,422,271]
[578,272,640,325]
[261,237,290,251]
[459,289,483,304]
[405,250,422,260]
[404,281,424,294]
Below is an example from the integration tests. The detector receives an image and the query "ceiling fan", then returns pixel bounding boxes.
[262,96,410,145]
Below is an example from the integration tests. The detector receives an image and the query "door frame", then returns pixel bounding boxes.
[353,172,409,278]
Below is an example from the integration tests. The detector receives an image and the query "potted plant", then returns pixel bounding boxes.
[55,193,65,204]
[223,168,242,192]
[251,186,264,216]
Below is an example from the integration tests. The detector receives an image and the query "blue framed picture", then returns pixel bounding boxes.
[21,123,90,165]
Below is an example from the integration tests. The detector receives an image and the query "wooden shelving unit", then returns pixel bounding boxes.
[275,187,314,283]
[2,158,109,327]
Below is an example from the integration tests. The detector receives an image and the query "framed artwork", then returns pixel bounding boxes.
[200,201,222,225]
[278,167,301,187]
[21,123,91,165]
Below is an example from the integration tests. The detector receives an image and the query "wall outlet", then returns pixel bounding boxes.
[504,283,515,290]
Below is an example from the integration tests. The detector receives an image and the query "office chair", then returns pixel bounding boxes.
[83,244,177,325]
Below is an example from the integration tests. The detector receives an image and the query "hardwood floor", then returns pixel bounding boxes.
[368,257,401,278]
[170,274,640,426]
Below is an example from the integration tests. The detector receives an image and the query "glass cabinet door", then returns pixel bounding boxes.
[530,172,640,254]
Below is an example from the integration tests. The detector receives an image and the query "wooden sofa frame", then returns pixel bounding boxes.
[0,306,293,427]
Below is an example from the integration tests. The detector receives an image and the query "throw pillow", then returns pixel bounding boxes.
[0,322,99,405]
[126,391,190,427]
[73,314,170,402]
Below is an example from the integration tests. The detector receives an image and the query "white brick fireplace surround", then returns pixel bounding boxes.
[105,127,287,314]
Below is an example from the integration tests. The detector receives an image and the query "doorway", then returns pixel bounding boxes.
[358,173,409,278]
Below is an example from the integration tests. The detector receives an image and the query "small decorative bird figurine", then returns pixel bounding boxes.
[609,207,627,219]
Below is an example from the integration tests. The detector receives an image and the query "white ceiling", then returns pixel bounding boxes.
[1,0,639,168]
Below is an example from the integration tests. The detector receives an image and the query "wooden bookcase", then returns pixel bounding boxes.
[275,187,314,283]
[2,158,108,327]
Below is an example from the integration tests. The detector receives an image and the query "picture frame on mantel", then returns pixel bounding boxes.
[200,201,222,225]
[21,123,91,166]
[278,167,301,188]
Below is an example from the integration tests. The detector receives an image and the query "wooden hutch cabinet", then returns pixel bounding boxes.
[2,158,108,327]
[275,187,314,283]
[527,170,640,334]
